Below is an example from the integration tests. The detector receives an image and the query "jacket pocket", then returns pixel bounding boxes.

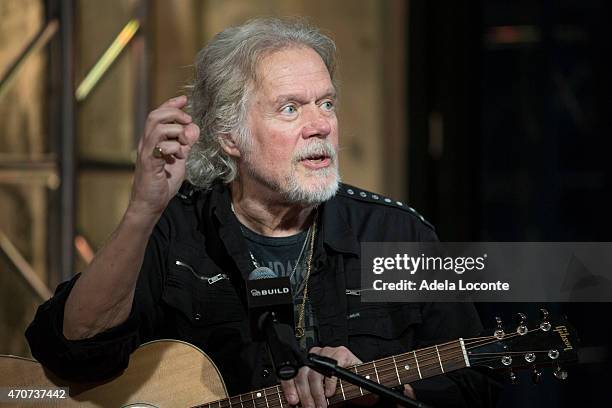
[162,250,246,328]
[347,304,422,362]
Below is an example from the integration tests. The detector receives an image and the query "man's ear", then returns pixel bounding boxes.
[219,133,241,158]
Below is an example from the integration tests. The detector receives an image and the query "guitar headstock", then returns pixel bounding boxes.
[466,309,579,383]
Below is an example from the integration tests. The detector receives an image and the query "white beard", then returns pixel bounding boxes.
[241,139,340,205]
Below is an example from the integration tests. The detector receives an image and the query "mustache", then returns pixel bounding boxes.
[293,140,337,163]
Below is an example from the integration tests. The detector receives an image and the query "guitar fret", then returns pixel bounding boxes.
[276,387,283,408]
[254,391,264,408]
[339,379,346,400]
[231,395,242,408]
[263,389,270,408]
[435,345,445,373]
[460,338,471,367]
[413,351,422,379]
[250,392,257,408]
[372,361,380,383]
[392,355,401,385]
[354,365,364,395]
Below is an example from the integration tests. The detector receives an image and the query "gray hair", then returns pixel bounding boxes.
[185,17,338,189]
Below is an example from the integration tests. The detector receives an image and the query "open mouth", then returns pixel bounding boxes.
[304,154,329,163]
[301,154,332,169]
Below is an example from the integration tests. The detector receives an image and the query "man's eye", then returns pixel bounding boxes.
[281,105,297,114]
[321,101,334,111]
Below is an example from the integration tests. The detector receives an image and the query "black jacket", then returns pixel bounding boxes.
[26,183,501,407]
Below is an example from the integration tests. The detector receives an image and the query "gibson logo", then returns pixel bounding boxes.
[554,325,573,351]
[250,288,290,297]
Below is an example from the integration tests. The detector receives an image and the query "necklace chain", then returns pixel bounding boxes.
[230,202,317,339]
[295,220,316,339]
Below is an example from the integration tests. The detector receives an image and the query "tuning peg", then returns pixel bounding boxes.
[509,369,518,384]
[532,367,542,384]
[516,313,528,335]
[539,308,551,331]
[494,316,505,339]
[554,366,569,380]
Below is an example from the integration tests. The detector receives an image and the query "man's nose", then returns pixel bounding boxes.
[301,107,332,138]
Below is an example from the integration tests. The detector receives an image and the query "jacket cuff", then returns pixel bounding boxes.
[25,274,140,382]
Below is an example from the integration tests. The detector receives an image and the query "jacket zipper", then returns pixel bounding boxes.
[175,260,228,285]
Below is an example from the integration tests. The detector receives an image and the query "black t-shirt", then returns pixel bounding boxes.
[240,224,318,350]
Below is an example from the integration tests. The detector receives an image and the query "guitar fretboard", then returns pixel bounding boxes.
[193,339,469,408]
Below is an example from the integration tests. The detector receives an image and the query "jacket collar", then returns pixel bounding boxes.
[319,192,360,257]
[205,183,360,258]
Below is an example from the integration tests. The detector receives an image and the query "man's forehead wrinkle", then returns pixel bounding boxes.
[252,47,334,108]
[262,70,334,101]
[262,65,331,87]
[273,86,337,105]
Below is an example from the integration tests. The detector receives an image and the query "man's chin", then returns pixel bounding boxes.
[283,176,340,206]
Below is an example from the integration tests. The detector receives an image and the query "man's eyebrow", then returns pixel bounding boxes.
[273,88,337,105]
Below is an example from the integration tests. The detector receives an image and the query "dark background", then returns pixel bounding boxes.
[408,1,611,407]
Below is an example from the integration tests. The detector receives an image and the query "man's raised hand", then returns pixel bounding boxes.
[130,95,200,218]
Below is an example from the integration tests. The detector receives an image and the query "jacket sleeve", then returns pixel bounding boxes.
[24,220,169,383]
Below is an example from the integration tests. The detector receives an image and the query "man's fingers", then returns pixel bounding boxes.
[324,375,337,398]
[403,384,416,399]
[316,346,360,397]
[185,123,200,146]
[141,122,196,158]
[159,94,188,109]
[280,379,299,406]
[151,141,188,161]
[143,106,192,139]
[151,107,192,125]
[294,368,316,408]
[151,123,191,145]
[307,369,327,408]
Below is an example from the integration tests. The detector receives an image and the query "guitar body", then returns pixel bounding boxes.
[0,340,228,407]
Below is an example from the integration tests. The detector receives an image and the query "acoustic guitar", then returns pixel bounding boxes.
[0,310,578,407]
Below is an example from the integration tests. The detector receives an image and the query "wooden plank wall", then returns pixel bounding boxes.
[0,0,407,357]
[0,0,49,358]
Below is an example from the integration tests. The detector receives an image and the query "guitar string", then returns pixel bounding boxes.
[195,343,470,408]
[465,328,543,349]
[195,356,452,408]
[196,344,547,408]
[195,328,553,408]
[198,346,541,408]
[197,345,519,408]
[468,349,557,355]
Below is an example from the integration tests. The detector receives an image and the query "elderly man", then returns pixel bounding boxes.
[27,18,500,407]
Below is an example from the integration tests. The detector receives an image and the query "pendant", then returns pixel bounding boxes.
[295,327,305,339]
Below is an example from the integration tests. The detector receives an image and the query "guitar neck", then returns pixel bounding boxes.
[195,339,469,408]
